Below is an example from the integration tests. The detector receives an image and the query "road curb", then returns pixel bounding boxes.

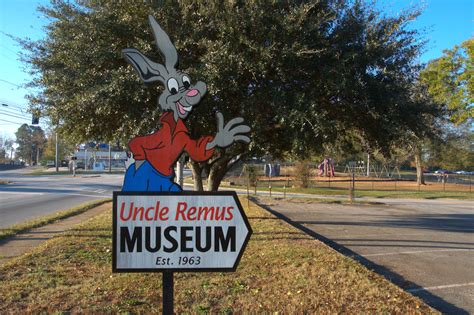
[0,201,111,266]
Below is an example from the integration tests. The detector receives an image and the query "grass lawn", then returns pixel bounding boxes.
[222,184,474,200]
[256,195,385,206]
[0,199,111,241]
[0,199,435,313]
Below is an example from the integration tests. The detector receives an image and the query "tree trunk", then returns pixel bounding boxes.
[207,158,229,191]
[189,160,204,191]
[414,147,425,185]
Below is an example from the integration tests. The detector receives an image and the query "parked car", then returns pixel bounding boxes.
[46,160,55,168]
[75,161,85,169]
[455,170,472,175]
[434,169,451,174]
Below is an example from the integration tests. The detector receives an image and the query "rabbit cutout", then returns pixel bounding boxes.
[121,15,250,192]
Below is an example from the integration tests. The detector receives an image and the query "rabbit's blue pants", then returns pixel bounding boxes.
[122,161,182,192]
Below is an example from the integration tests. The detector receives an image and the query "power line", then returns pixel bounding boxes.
[0,110,30,120]
[0,111,30,121]
[0,43,18,56]
[1,102,28,111]
[0,78,21,88]
[0,51,16,61]
[0,107,29,117]
[0,118,26,125]
[0,106,29,116]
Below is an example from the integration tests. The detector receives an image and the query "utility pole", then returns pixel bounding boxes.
[366,153,370,177]
[55,131,59,172]
[108,142,112,173]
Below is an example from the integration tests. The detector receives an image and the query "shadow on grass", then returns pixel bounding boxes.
[252,237,312,241]
[247,216,279,220]
[253,231,306,235]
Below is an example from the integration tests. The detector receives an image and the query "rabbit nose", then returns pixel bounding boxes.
[186,89,199,97]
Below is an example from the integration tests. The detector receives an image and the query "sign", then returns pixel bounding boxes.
[113,191,252,272]
[120,15,250,193]
[116,15,252,314]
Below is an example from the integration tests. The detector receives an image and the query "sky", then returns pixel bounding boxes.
[0,0,473,139]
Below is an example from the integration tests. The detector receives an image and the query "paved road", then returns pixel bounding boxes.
[255,197,474,314]
[0,167,196,228]
[0,168,123,228]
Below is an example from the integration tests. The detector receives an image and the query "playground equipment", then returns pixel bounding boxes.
[344,161,401,178]
[344,160,366,176]
[318,157,335,177]
[370,164,401,178]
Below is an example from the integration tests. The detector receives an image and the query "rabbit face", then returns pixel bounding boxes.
[158,71,207,121]
[123,16,206,121]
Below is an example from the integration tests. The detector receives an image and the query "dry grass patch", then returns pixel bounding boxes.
[0,199,436,313]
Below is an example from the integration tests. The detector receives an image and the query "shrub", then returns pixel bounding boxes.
[294,160,311,188]
[243,164,258,187]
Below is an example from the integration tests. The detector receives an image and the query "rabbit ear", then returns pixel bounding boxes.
[122,48,167,84]
[148,15,178,71]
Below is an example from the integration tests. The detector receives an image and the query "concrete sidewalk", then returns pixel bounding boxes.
[0,202,110,265]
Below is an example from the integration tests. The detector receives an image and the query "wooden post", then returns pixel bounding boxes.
[162,272,174,315]
[246,170,249,196]
[269,185,272,198]
[349,173,355,203]
[254,179,257,195]
[352,173,355,192]
[246,171,250,209]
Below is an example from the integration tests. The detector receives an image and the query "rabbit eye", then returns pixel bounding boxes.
[182,75,191,89]
[167,78,179,95]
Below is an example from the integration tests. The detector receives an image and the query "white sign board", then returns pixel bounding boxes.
[113,191,252,272]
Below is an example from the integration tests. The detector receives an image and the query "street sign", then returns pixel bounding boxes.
[113,191,252,272]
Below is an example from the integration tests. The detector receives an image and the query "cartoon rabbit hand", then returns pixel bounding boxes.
[206,112,251,149]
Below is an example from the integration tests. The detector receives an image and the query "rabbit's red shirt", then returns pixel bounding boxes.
[128,111,215,176]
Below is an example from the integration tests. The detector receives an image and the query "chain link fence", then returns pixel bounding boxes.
[231,163,473,193]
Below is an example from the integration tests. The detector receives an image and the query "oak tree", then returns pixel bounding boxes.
[20,0,433,190]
